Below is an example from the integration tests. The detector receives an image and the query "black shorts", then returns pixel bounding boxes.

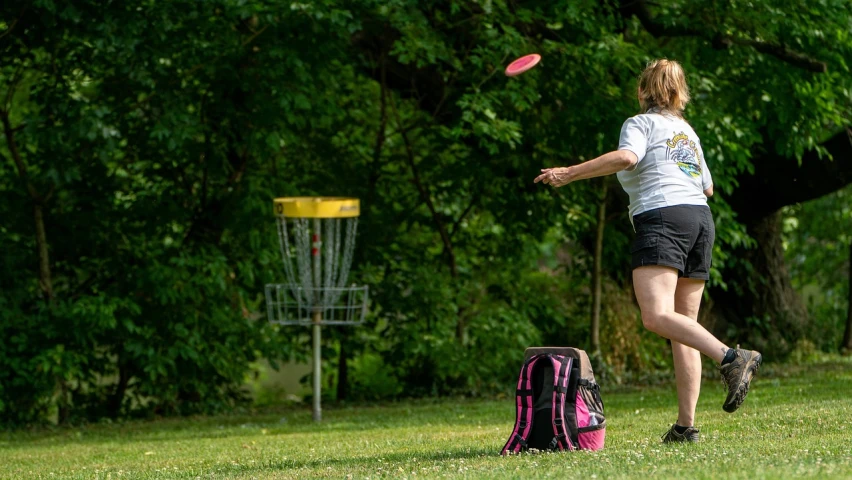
[630,205,715,280]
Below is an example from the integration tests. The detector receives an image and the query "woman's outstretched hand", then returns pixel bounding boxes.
[534,167,573,187]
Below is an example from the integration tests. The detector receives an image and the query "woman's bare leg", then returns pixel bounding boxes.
[632,265,728,362]
[672,277,705,427]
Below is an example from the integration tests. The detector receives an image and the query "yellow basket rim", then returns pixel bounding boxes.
[273,197,360,218]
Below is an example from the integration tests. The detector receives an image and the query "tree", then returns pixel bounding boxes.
[783,184,852,353]
[0,0,357,423]
[590,179,608,359]
[710,129,852,355]
[845,239,852,354]
[2,0,850,424]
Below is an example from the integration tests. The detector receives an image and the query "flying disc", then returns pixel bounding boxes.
[505,54,541,77]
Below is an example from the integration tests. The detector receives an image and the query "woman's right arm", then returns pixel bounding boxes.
[534,116,646,187]
[534,150,637,187]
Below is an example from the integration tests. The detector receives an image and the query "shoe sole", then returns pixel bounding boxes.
[662,436,700,444]
[723,353,762,413]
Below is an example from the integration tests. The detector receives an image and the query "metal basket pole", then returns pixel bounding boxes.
[311,217,322,422]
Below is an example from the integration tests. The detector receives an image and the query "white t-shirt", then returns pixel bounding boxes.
[616,110,713,219]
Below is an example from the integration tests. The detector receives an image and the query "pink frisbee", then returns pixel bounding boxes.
[505,54,541,77]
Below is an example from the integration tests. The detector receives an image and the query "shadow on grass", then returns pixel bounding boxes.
[0,410,513,448]
[232,444,497,473]
[0,397,521,446]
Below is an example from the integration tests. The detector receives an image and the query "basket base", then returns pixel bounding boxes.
[265,284,368,326]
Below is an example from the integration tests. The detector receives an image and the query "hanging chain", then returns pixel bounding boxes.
[321,218,337,311]
[277,217,299,294]
[336,217,358,290]
[293,218,314,306]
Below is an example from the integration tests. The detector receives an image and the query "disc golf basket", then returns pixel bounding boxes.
[265,197,368,422]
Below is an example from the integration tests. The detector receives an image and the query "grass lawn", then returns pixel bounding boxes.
[2,360,852,479]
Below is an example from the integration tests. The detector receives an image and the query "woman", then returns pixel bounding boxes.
[534,59,762,443]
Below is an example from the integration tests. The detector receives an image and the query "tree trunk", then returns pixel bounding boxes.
[389,94,467,343]
[712,128,851,358]
[841,240,852,355]
[33,204,55,301]
[336,340,349,400]
[2,111,55,301]
[708,210,809,357]
[590,180,607,357]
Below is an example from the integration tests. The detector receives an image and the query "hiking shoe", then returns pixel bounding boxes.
[661,424,700,443]
[719,346,762,413]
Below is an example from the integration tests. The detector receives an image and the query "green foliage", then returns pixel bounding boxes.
[1,0,850,425]
[0,0,337,423]
[347,352,404,400]
[783,185,852,351]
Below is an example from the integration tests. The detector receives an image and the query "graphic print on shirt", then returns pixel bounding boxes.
[665,132,702,178]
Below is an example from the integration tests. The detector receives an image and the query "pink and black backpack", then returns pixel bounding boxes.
[501,347,606,455]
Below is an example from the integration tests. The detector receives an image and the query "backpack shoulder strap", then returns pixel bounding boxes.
[548,355,575,451]
[500,354,546,455]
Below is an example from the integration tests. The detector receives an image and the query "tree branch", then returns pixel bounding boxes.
[1,112,40,201]
[590,179,608,357]
[0,3,29,40]
[450,192,479,240]
[727,127,852,224]
[842,239,852,354]
[388,93,458,277]
[4,62,26,112]
[1,111,54,301]
[33,202,55,301]
[364,57,389,209]
[732,37,827,73]
[621,0,828,73]
[241,24,268,47]
[625,0,703,37]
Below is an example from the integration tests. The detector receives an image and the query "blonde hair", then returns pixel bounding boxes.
[638,59,690,116]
